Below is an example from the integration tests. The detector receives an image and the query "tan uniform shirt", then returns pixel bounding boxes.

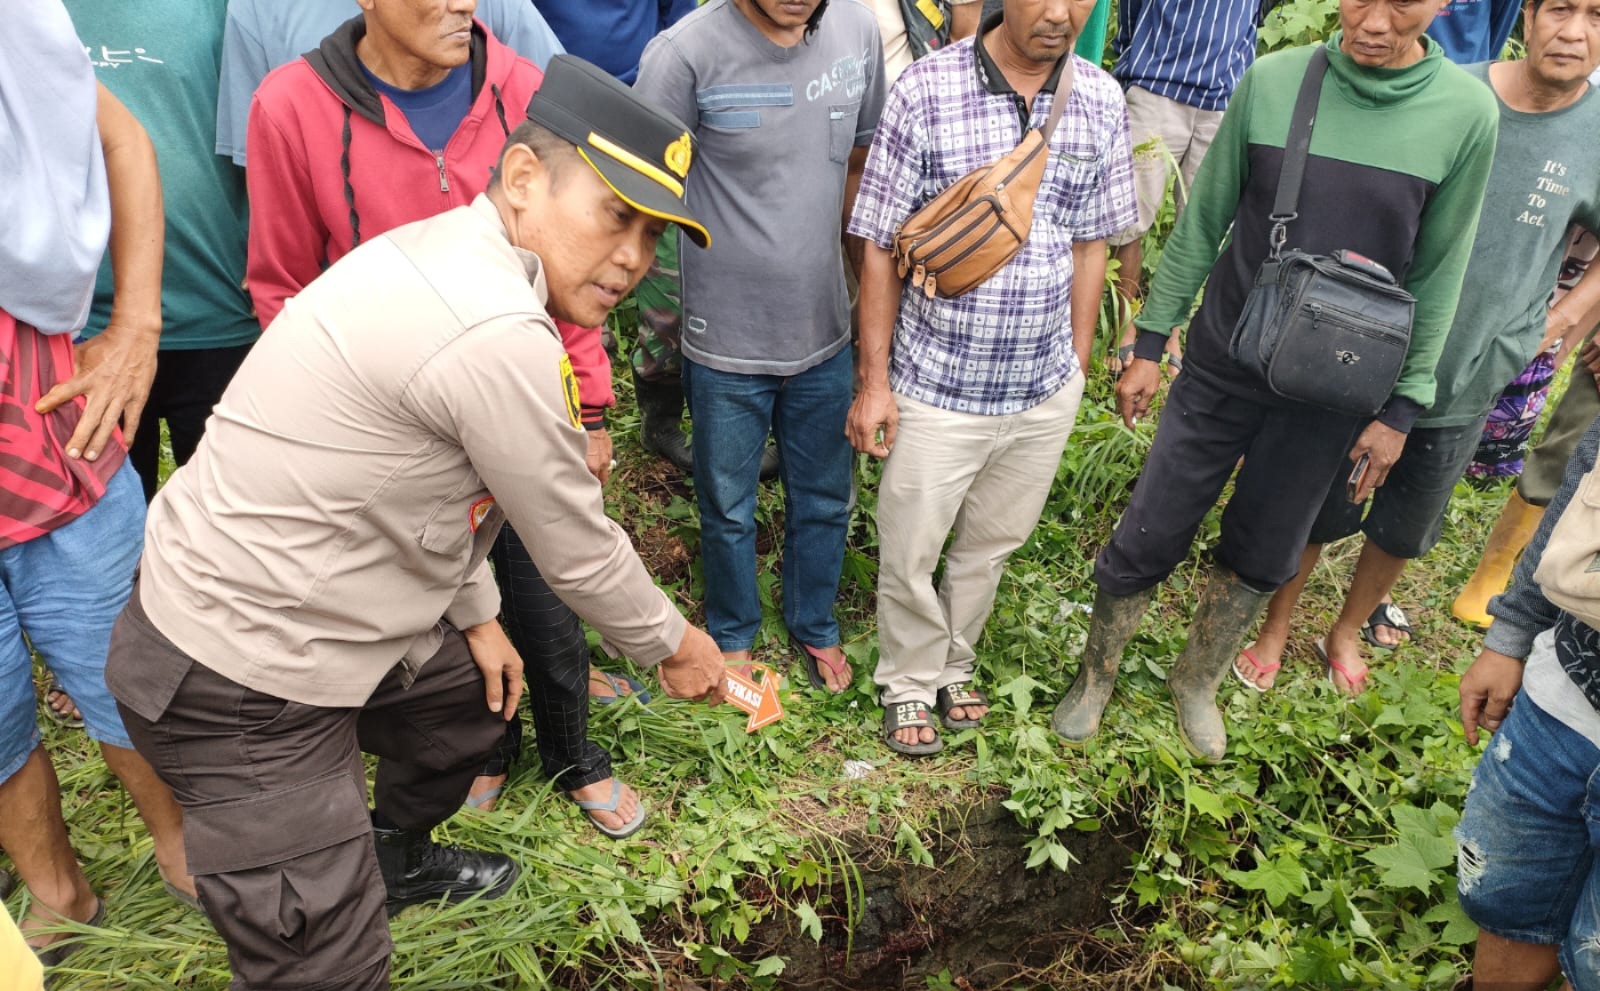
[139,196,685,707]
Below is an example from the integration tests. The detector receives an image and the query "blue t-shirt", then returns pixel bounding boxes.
[216,0,563,165]
[1425,0,1521,64]
[360,63,471,152]
[533,0,697,84]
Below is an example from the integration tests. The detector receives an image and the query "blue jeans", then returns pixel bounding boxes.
[1455,690,1600,989]
[683,346,853,651]
[0,461,144,783]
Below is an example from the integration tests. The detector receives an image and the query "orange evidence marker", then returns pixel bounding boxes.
[724,663,784,733]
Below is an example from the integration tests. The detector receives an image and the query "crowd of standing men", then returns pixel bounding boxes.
[3,0,1600,989]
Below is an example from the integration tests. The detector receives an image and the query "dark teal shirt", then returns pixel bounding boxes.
[69,0,258,350]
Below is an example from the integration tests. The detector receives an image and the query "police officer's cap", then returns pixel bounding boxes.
[527,55,711,248]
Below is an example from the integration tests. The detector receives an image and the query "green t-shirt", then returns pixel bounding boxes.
[1423,62,1600,428]
[67,0,257,351]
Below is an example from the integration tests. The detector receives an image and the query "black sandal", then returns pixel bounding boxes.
[936,683,989,729]
[882,700,943,756]
[1360,602,1412,650]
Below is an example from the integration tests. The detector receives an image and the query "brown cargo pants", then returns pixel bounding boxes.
[106,590,508,990]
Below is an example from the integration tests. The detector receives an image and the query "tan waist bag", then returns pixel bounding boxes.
[891,60,1074,299]
[1534,461,1600,630]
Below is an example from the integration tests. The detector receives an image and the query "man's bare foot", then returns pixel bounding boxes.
[1233,631,1289,691]
[22,884,99,951]
[588,667,638,701]
[569,777,640,833]
[798,643,852,693]
[894,723,938,747]
[44,682,82,725]
[1320,626,1370,696]
[465,772,507,813]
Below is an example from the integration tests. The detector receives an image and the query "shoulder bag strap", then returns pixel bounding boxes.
[1040,56,1076,143]
[1269,45,1330,258]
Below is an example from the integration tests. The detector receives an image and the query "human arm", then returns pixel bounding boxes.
[406,319,723,704]
[481,0,565,69]
[842,70,928,457]
[847,243,903,457]
[244,91,329,330]
[36,83,161,461]
[1382,89,1498,432]
[1070,240,1106,374]
[1459,647,1525,745]
[1541,230,1600,357]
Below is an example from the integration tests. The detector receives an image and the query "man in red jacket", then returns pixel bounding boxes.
[245,3,650,838]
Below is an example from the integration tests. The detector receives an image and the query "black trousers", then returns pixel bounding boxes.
[483,526,611,790]
[109,592,505,991]
[1094,370,1364,595]
[128,342,253,503]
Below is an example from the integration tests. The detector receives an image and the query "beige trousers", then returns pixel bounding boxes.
[1107,86,1224,246]
[874,376,1085,705]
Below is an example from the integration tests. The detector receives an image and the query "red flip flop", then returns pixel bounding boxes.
[1231,640,1282,693]
[1313,637,1369,696]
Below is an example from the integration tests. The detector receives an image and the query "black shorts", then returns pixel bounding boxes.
[1307,413,1490,559]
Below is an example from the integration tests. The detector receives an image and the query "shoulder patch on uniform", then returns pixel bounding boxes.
[469,496,496,532]
[559,354,581,429]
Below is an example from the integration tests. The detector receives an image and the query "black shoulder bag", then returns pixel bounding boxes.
[897,0,951,61]
[1228,46,1416,418]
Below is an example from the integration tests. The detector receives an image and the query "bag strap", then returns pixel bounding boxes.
[1040,56,1076,143]
[1269,45,1330,259]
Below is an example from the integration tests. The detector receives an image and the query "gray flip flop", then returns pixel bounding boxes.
[569,779,647,840]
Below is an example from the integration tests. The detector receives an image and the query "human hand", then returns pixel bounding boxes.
[846,386,898,458]
[656,624,727,705]
[1346,421,1407,503]
[586,428,614,483]
[462,620,525,720]
[1536,308,1576,356]
[35,318,159,460]
[1115,357,1161,429]
[1459,648,1523,745]
[1582,337,1600,388]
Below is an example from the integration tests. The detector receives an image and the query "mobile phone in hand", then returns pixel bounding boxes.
[1346,453,1370,503]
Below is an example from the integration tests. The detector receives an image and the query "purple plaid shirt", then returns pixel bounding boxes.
[848,40,1136,416]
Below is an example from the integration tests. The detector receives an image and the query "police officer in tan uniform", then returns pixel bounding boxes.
[105,57,724,991]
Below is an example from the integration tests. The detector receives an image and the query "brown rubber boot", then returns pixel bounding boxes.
[1451,491,1543,628]
[1168,568,1270,763]
[1051,585,1157,745]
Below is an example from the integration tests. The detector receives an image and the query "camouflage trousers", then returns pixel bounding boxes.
[632,233,684,383]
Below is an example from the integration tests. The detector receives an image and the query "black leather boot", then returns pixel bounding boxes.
[633,366,694,473]
[372,823,520,918]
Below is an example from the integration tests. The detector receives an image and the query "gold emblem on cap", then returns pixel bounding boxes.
[664,133,693,179]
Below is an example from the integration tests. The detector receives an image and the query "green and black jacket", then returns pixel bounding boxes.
[1134,33,1498,430]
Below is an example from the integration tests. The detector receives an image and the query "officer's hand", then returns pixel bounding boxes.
[1346,421,1407,503]
[846,386,897,458]
[1115,357,1161,429]
[657,624,727,705]
[462,620,524,720]
[1459,648,1523,745]
[586,428,614,484]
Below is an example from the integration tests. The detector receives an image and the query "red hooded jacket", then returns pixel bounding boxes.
[245,18,611,421]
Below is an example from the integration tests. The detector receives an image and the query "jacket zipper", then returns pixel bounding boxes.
[435,153,450,193]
